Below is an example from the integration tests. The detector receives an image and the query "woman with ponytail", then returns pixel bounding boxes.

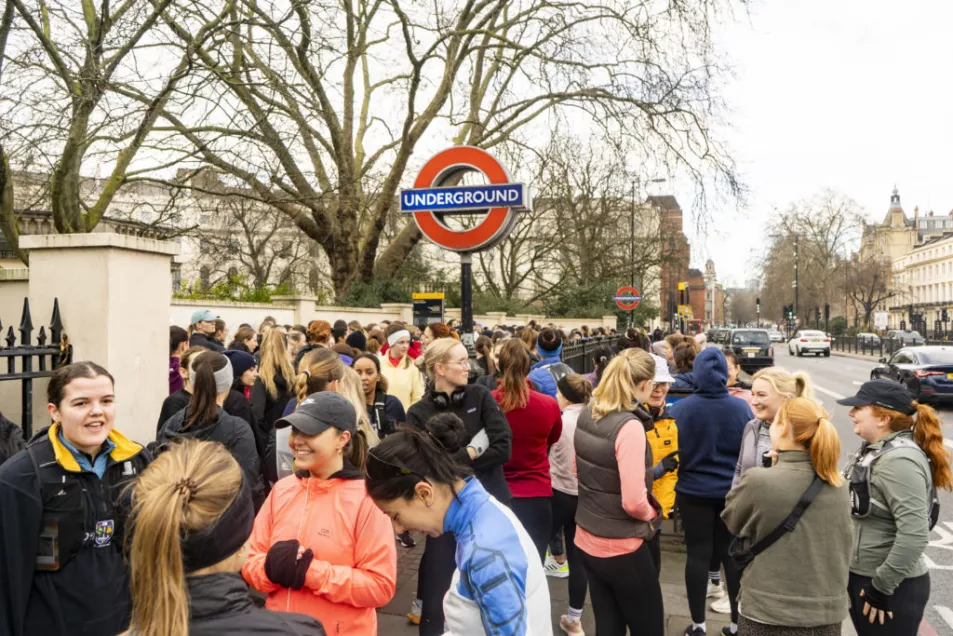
[582,344,615,389]
[493,339,562,562]
[733,368,812,488]
[838,380,952,635]
[243,392,397,635]
[155,352,265,509]
[125,439,323,636]
[366,413,552,635]
[722,398,851,635]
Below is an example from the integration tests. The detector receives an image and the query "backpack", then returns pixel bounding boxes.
[540,361,573,385]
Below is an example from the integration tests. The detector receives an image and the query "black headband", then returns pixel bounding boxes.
[557,375,586,405]
[181,475,255,574]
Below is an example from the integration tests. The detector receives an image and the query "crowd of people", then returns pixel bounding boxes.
[0,310,949,636]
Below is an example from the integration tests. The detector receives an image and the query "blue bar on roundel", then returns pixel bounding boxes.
[399,184,527,214]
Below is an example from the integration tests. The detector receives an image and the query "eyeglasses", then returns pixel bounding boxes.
[440,358,470,369]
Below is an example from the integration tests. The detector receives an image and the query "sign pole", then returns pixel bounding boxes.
[460,253,474,349]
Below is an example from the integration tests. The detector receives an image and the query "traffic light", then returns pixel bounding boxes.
[756,297,761,312]
[815,305,820,321]
[943,308,949,322]
[824,303,830,321]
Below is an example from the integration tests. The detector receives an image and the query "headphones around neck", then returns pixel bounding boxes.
[431,387,466,409]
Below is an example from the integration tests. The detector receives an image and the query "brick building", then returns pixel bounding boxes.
[651,195,691,328]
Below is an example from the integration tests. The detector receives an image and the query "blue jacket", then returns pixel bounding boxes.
[671,371,696,391]
[442,478,552,635]
[527,345,564,398]
[670,348,753,499]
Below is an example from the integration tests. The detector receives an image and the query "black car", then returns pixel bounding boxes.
[871,346,953,403]
[728,328,774,375]
[709,328,731,345]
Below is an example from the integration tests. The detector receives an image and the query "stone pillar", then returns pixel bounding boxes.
[602,315,619,331]
[272,295,318,325]
[380,303,414,323]
[21,234,179,445]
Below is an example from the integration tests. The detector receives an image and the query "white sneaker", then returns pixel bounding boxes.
[706,581,725,599]
[710,595,731,614]
[544,555,569,579]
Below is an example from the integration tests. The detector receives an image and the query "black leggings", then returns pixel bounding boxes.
[676,492,740,624]
[417,532,457,636]
[848,572,930,636]
[511,496,552,564]
[550,489,588,610]
[579,542,664,636]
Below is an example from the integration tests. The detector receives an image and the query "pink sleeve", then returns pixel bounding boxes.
[614,421,657,522]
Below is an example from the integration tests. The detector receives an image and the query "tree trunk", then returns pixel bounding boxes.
[371,221,424,282]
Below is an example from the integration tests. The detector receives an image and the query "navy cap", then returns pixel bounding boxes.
[276,392,356,436]
[836,380,916,415]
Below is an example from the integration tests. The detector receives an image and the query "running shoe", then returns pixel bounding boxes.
[720,627,737,636]
[706,581,725,599]
[710,595,731,614]
[407,598,422,625]
[684,626,705,636]
[544,554,569,579]
[559,615,585,635]
[397,530,416,548]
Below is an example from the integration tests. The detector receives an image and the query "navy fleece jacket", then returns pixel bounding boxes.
[669,348,754,499]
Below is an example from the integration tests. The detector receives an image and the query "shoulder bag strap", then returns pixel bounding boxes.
[749,475,824,557]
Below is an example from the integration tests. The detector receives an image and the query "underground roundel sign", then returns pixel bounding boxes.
[400,146,531,253]
[614,286,642,311]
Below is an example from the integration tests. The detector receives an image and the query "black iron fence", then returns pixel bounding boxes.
[0,298,72,438]
[830,336,952,358]
[561,336,621,374]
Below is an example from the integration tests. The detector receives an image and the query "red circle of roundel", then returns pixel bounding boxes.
[411,146,515,252]
[615,286,641,311]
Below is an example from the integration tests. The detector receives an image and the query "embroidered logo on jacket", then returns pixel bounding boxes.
[94,520,115,547]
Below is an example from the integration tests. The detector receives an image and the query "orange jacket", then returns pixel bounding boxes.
[242,471,397,635]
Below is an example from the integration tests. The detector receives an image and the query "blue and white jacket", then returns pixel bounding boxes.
[442,478,552,636]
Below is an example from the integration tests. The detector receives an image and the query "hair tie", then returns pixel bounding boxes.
[174,478,198,503]
[302,369,311,378]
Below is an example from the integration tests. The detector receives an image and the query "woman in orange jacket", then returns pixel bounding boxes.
[242,391,397,635]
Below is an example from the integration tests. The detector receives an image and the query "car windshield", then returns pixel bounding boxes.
[732,331,769,345]
[918,349,953,364]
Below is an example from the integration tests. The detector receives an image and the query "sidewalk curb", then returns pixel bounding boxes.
[831,350,880,362]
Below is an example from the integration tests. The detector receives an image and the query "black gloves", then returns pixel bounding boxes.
[659,451,679,474]
[861,581,891,612]
[265,539,314,590]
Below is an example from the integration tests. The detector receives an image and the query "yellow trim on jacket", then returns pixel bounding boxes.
[47,422,143,472]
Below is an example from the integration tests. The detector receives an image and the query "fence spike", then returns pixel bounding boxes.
[5,325,15,348]
[49,298,64,345]
[18,298,33,346]
[37,326,47,346]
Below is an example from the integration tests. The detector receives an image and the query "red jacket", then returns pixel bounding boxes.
[493,386,562,498]
[380,340,423,359]
[242,470,397,635]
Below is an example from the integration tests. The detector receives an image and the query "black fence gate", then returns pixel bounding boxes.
[0,298,72,438]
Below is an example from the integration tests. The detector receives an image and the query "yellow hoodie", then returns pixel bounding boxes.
[646,406,678,518]
[377,353,424,412]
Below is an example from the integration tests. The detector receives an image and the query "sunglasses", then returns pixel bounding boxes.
[366,450,426,483]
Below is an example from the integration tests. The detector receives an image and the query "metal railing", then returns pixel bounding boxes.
[561,336,621,374]
[830,336,953,358]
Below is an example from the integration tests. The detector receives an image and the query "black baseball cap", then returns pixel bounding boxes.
[275,392,357,435]
[836,380,916,415]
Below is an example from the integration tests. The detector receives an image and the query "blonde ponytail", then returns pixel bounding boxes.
[777,397,841,486]
[127,440,244,636]
[793,371,814,400]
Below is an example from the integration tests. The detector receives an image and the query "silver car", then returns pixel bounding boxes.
[788,329,831,357]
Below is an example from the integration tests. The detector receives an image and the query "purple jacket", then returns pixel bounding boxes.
[169,356,184,395]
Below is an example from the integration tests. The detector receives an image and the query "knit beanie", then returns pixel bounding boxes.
[223,350,257,379]
[537,327,563,353]
[346,330,367,351]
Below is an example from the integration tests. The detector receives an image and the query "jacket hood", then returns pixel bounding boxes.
[536,343,563,363]
[294,459,365,481]
[164,407,225,442]
[188,572,255,620]
[692,348,729,396]
[47,422,142,472]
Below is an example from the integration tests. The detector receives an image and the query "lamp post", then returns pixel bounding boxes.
[631,176,666,329]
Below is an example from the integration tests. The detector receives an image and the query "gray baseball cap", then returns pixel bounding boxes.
[275,392,357,435]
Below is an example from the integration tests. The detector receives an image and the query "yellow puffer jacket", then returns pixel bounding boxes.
[646,405,678,518]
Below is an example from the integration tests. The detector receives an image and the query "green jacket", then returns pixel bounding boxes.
[845,430,931,594]
[722,451,851,627]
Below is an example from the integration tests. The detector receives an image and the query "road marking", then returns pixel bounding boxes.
[944,439,953,450]
[935,606,953,631]
[813,385,846,401]
[852,381,863,385]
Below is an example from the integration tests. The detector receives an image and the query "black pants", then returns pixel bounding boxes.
[676,492,740,624]
[579,542,664,636]
[417,532,457,636]
[550,489,588,610]
[647,532,661,575]
[511,496,552,564]
[848,572,930,636]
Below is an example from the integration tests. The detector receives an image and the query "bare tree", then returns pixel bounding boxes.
[135,0,741,298]
[0,0,228,262]
[848,255,896,328]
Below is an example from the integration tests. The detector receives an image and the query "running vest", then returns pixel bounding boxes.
[846,434,940,530]
[574,409,659,539]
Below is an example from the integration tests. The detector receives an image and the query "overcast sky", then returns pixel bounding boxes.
[688,0,953,288]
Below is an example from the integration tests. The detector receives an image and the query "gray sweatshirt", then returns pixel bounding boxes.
[723,451,852,627]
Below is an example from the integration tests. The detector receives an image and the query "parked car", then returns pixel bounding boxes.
[788,330,831,357]
[728,328,774,374]
[709,328,731,345]
[871,346,953,403]
[768,330,785,343]
[886,330,925,346]
[856,332,882,347]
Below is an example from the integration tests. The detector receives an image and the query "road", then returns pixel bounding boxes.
[773,348,953,635]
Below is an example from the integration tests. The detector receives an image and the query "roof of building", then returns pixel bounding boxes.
[646,195,681,211]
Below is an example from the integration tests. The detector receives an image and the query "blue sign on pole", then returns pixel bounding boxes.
[400,183,530,214]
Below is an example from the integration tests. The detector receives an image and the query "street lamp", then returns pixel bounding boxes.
[630,176,667,328]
